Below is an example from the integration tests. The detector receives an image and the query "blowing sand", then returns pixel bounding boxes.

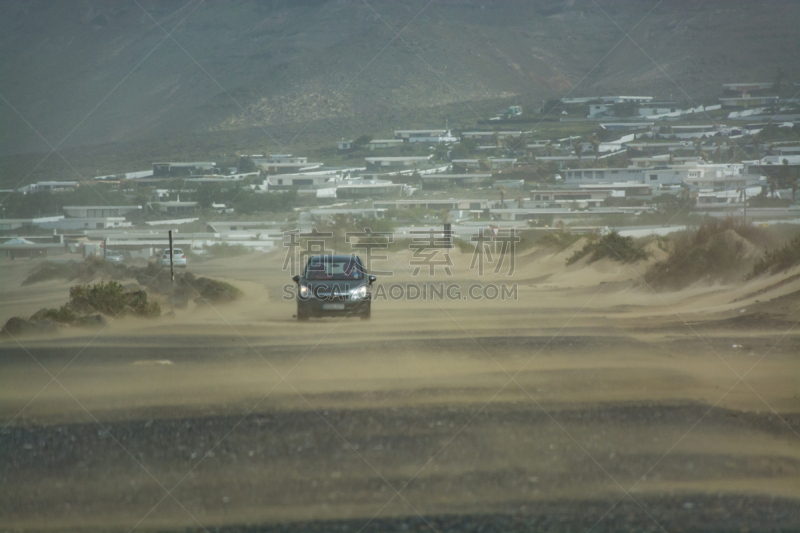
[1,245,798,531]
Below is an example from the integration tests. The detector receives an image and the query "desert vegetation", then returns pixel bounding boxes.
[643,219,767,290]
[566,231,648,266]
[747,233,800,279]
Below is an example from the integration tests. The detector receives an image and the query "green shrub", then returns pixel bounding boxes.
[746,233,800,279]
[69,281,160,317]
[33,306,78,323]
[567,231,648,265]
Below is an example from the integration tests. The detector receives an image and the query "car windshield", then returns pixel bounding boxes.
[305,257,362,280]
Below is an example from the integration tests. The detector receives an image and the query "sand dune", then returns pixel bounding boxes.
[1,243,798,531]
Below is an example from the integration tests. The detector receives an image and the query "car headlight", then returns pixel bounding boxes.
[352,285,368,299]
[299,285,310,298]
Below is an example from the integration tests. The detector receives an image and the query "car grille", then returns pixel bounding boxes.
[315,292,349,302]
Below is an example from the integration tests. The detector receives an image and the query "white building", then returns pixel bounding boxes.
[588,103,610,117]
[368,139,404,150]
[564,167,686,193]
[365,155,433,170]
[63,206,142,218]
[637,102,678,116]
[267,174,333,188]
[420,174,490,189]
[17,181,79,194]
[394,130,458,143]
[488,158,517,169]
[461,131,523,143]
[719,96,779,108]
[564,168,643,185]
[697,187,762,205]
[264,154,307,164]
[561,96,653,105]
[41,217,133,230]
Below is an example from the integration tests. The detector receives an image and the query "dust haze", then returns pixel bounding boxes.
[2,0,800,531]
[2,239,798,530]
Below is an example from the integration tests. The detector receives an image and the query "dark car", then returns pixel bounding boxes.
[292,254,376,320]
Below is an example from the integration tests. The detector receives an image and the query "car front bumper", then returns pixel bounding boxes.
[297,297,370,316]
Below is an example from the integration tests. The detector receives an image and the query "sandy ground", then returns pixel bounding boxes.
[1,245,798,532]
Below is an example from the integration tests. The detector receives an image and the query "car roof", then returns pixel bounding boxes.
[306,254,362,261]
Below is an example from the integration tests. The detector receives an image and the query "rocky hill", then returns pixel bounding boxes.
[1,0,798,167]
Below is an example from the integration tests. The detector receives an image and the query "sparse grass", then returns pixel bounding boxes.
[202,242,251,259]
[22,261,80,285]
[23,256,125,285]
[746,233,800,279]
[454,239,476,254]
[204,279,244,299]
[190,277,244,303]
[644,219,767,290]
[531,231,583,250]
[566,231,648,266]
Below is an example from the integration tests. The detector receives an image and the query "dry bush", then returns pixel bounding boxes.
[644,219,767,290]
[747,233,800,279]
[567,231,648,266]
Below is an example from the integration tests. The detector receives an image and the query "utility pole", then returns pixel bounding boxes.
[168,229,175,314]
[168,230,175,282]
[743,187,747,225]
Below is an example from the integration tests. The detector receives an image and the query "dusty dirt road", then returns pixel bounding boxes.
[1,247,798,532]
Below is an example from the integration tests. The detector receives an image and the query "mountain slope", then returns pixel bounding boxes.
[1,0,798,158]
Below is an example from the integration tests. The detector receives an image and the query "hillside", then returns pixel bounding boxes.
[1,0,799,177]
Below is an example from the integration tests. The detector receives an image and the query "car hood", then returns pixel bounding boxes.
[301,279,365,293]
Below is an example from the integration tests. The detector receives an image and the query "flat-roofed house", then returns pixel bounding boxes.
[723,83,774,96]
[63,206,142,218]
[267,174,332,189]
[365,155,433,171]
[374,199,490,211]
[394,130,458,143]
[18,181,79,194]
[335,182,403,198]
[461,131,522,144]
[488,158,516,169]
[368,139,404,150]
[451,159,481,173]
[420,173,490,189]
[719,96,779,108]
[153,162,216,177]
[262,162,323,174]
[151,201,199,215]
